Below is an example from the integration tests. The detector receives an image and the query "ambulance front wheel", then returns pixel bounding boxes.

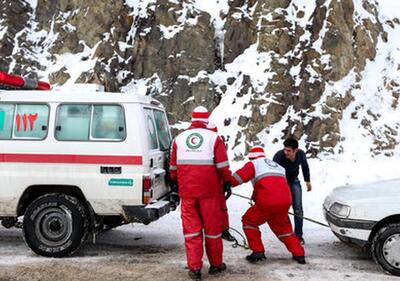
[23,193,89,257]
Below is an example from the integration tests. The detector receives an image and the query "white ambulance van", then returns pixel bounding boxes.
[0,72,176,257]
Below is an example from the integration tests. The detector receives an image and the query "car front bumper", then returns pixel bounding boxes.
[324,208,377,247]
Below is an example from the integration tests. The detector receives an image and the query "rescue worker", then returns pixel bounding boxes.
[169,106,232,280]
[206,122,235,242]
[230,146,306,264]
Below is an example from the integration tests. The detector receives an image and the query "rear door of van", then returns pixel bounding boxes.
[53,103,145,211]
[143,107,171,201]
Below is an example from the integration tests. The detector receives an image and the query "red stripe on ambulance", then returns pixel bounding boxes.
[0,154,142,165]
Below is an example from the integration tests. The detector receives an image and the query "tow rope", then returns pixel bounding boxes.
[229,226,249,249]
[232,192,329,228]
[228,192,330,250]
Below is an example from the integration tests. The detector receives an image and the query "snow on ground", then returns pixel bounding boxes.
[0,213,398,281]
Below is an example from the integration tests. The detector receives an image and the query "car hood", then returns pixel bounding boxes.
[328,178,400,204]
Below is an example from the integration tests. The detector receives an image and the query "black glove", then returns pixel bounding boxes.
[170,182,179,193]
[223,181,232,200]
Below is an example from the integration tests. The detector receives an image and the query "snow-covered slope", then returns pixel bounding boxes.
[0,0,399,184]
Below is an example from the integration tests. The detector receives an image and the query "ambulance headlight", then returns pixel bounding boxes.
[329,202,351,218]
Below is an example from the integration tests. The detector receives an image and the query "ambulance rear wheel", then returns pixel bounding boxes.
[23,193,88,257]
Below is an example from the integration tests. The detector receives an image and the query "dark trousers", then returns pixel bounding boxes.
[289,179,303,238]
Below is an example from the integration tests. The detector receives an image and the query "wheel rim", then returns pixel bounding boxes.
[34,206,73,247]
[383,233,400,269]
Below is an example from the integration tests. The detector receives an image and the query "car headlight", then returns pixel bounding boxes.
[329,202,351,218]
[323,196,333,210]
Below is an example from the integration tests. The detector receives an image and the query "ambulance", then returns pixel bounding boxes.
[0,72,176,257]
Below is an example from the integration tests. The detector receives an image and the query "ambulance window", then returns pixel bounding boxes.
[0,104,15,139]
[13,104,49,139]
[56,105,90,141]
[153,110,171,151]
[91,105,125,140]
[144,108,158,149]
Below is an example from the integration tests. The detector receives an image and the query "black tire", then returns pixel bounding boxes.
[372,223,400,276]
[22,193,88,257]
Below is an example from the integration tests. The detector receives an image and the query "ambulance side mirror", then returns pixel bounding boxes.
[55,125,61,131]
[118,126,124,132]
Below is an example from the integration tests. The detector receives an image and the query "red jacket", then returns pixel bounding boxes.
[231,157,291,207]
[170,122,231,198]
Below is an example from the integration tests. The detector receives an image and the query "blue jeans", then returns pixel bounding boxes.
[289,179,303,238]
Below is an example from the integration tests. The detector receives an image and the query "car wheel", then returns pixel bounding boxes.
[23,193,88,257]
[372,223,400,276]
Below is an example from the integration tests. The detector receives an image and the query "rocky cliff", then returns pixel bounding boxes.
[1,0,399,159]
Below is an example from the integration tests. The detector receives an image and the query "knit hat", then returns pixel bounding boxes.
[207,122,218,133]
[248,146,265,159]
[192,106,209,123]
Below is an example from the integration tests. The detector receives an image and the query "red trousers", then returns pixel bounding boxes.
[220,193,229,231]
[181,196,223,270]
[242,202,304,257]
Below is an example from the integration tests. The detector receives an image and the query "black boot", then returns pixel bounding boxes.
[292,255,306,264]
[208,262,227,275]
[246,252,266,263]
[188,269,202,280]
[222,229,235,242]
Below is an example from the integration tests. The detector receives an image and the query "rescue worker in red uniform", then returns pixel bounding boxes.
[169,106,232,280]
[230,146,306,264]
[206,122,235,242]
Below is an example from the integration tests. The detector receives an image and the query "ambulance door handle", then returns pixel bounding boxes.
[154,168,166,178]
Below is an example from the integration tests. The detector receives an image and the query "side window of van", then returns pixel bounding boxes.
[144,108,158,149]
[0,103,49,140]
[14,104,49,139]
[0,104,15,139]
[153,110,171,151]
[56,104,126,141]
[91,105,125,140]
[56,105,91,141]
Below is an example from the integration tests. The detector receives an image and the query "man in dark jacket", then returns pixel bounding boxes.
[273,137,312,244]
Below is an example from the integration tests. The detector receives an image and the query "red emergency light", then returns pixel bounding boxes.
[0,71,51,90]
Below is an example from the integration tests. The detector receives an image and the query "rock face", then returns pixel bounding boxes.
[0,0,399,158]
[0,1,32,74]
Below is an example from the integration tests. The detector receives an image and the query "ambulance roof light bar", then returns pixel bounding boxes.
[0,71,51,91]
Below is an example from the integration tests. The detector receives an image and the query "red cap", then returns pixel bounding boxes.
[248,146,265,159]
[192,106,209,123]
[207,122,218,133]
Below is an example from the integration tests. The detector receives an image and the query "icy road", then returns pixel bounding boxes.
[0,211,397,281]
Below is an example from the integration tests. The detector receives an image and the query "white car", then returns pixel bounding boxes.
[323,178,400,276]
